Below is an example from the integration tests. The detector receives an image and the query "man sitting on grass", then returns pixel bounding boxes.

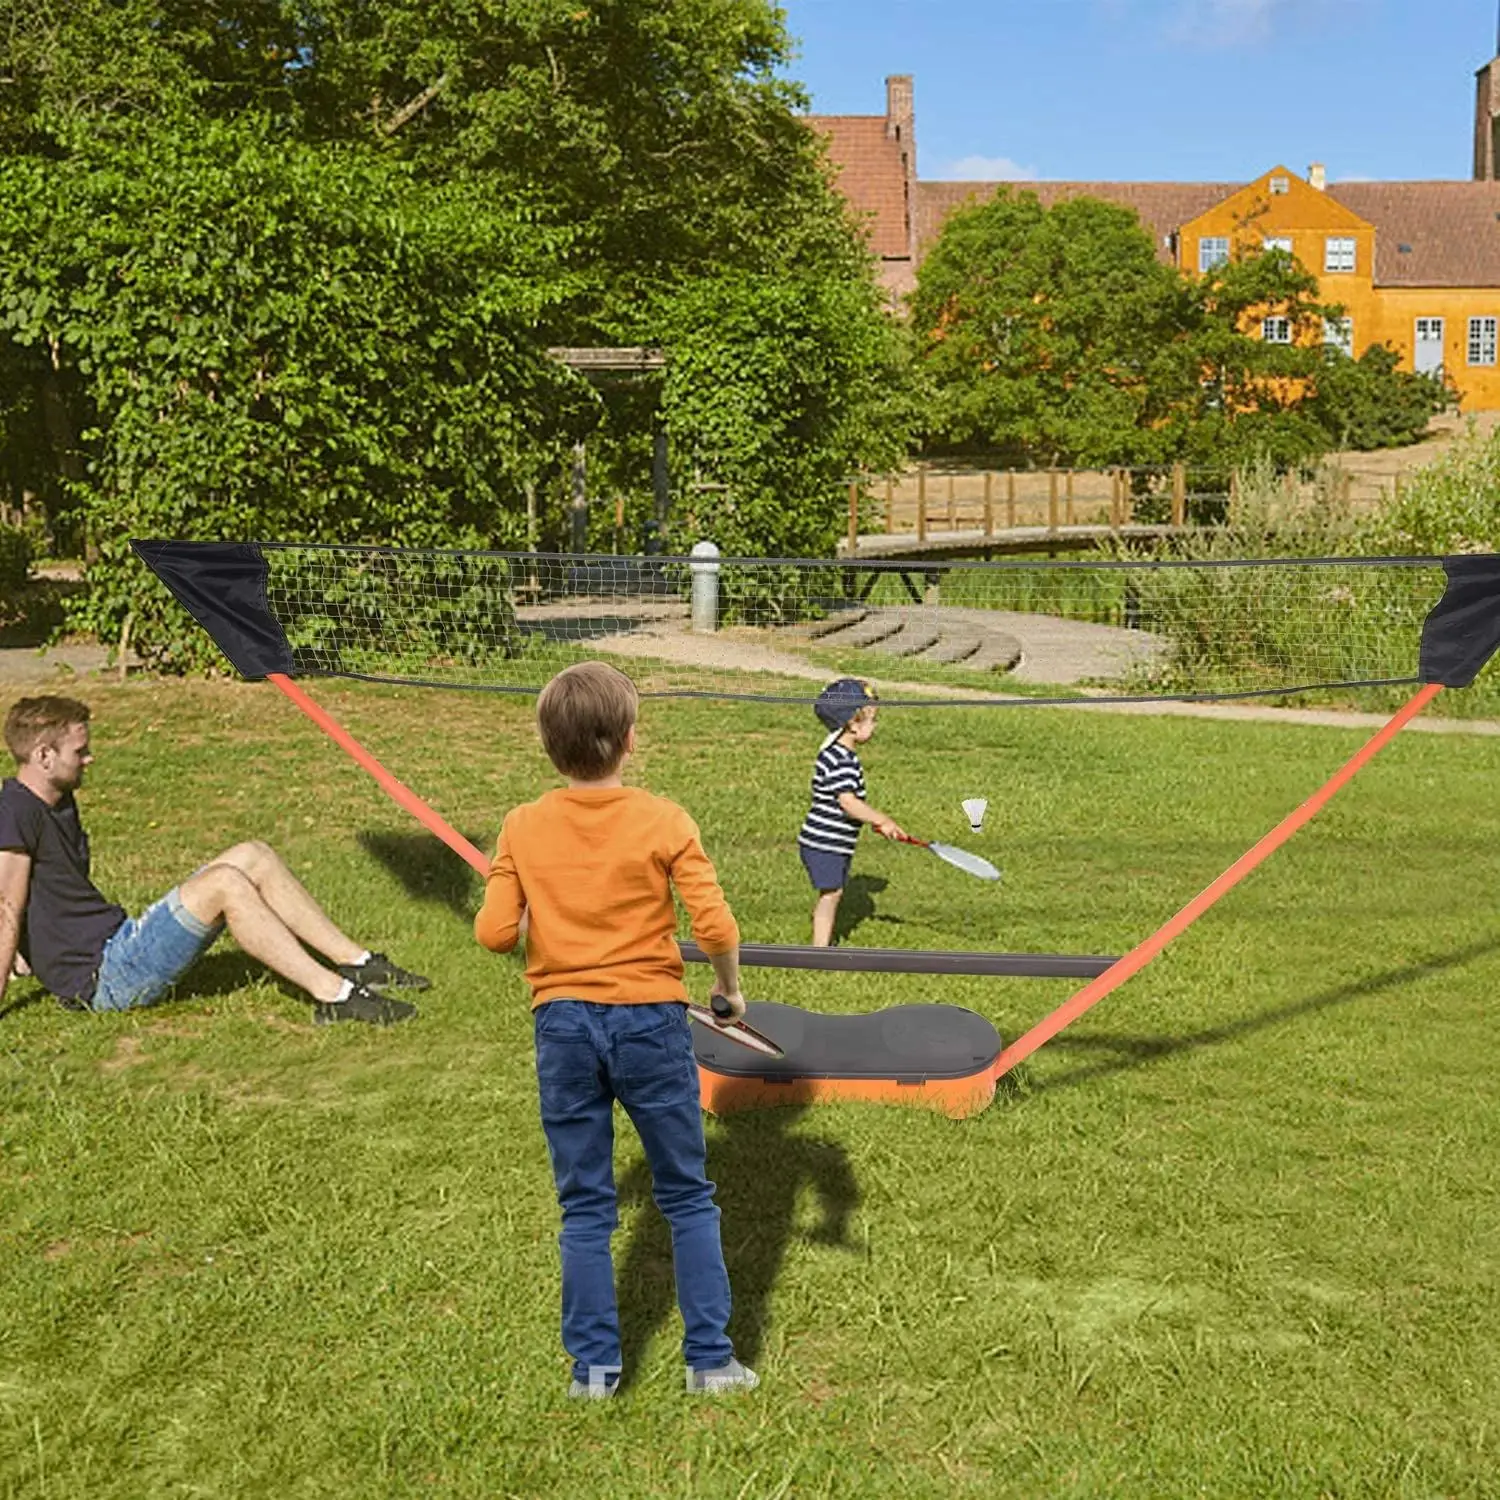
[0,694,425,1024]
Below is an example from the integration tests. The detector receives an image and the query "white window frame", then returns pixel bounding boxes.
[1323,316,1354,356]
[1199,236,1230,273]
[1263,236,1294,256]
[1468,316,1498,367]
[1262,316,1293,345]
[1270,175,1290,195]
[1324,236,1357,273]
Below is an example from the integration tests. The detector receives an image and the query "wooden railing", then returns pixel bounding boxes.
[844,462,1391,552]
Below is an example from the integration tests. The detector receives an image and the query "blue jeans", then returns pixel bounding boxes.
[533,999,735,1385]
[91,888,223,1012]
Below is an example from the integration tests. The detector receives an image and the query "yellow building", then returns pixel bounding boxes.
[1181,166,1500,408]
[810,57,1500,410]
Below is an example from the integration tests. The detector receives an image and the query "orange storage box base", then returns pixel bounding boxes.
[693,1001,1002,1121]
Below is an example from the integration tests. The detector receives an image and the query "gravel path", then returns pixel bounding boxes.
[4,619,1492,738]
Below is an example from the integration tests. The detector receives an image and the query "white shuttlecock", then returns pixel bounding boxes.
[962,797,988,833]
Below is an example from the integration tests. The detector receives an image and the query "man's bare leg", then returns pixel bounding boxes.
[178,862,345,1002]
[196,841,364,967]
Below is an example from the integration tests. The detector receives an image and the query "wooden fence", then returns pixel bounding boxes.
[846,462,1405,552]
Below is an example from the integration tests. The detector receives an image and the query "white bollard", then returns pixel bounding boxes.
[689,540,720,633]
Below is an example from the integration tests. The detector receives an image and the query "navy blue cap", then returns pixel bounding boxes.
[814,678,875,732]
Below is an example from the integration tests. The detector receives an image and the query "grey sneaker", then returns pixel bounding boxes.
[567,1366,620,1400]
[312,985,417,1026]
[336,952,430,992]
[685,1358,759,1394]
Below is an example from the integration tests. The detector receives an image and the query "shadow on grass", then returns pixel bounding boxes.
[832,873,899,945]
[2,950,304,1019]
[172,949,292,1002]
[357,830,486,923]
[613,1104,861,1390]
[0,982,46,1019]
[1026,936,1500,1094]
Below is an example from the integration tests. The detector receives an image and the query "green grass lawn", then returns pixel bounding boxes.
[4,678,1500,1498]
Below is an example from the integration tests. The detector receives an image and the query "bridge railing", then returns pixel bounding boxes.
[847,461,1401,552]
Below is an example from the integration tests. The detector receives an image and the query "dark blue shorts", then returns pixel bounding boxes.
[799,843,851,891]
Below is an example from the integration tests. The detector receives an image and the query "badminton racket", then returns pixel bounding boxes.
[686,995,786,1057]
[883,830,1001,882]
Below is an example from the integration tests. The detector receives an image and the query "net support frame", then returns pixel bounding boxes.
[268,675,1119,980]
[990,682,1444,1080]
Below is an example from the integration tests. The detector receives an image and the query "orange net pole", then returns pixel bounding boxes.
[268,674,491,877]
[992,682,1444,1080]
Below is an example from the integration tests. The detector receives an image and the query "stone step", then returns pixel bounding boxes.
[875,625,943,658]
[804,607,870,639]
[926,636,982,664]
[967,633,1024,673]
[836,613,907,648]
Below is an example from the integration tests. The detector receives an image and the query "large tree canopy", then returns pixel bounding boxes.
[0,0,909,662]
[910,187,1450,472]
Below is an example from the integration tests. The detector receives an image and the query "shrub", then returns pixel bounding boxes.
[0,522,31,591]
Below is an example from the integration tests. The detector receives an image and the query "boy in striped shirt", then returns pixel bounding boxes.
[797,678,907,947]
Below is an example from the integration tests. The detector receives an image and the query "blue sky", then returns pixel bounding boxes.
[781,1,1499,183]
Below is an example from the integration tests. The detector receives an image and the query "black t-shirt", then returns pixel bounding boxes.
[0,777,127,1003]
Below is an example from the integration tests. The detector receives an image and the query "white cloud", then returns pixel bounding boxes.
[935,155,1041,182]
[1167,0,1281,49]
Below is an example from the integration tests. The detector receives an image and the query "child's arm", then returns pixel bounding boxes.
[474,823,526,953]
[670,818,745,1018]
[836,791,907,842]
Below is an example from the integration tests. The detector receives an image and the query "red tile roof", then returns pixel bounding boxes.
[916,180,1240,264]
[806,115,911,259]
[808,108,1500,292]
[1328,181,1500,286]
[917,179,1500,289]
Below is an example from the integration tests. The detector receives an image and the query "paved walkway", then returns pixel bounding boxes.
[578,612,1498,736]
[4,627,1494,739]
[0,644,127,686]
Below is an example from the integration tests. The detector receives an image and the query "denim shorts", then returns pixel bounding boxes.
[90,888,223,1012]
[799,843,852,891]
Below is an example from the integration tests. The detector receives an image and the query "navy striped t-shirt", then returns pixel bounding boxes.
[797,742,866,856]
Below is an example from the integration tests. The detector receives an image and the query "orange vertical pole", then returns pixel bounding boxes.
[992,683,1444,1080]
[268,674,491,877]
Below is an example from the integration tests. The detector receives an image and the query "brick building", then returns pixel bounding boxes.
[809,55,1500,409]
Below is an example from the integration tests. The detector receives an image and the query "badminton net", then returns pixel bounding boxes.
[130,540,1500,704]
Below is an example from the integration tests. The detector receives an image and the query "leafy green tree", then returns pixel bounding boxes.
[911,191,1190,466]
[0,0,906,665]
[911,189,1449,472]
[0,122,591,664]
[656,272,913,559]
[1305,344,1452,452]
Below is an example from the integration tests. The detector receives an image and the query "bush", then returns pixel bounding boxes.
[1355,421,1500,555]
[1308,345,1454,451]
[0,522,30,591]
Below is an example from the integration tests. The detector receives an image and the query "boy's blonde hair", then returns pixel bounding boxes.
[536,663,639,780]
[4,695,91,764]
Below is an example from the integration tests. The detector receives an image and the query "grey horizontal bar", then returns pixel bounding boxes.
[677,942,1116,979]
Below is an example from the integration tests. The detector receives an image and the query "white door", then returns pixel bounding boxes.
[1415,318,1445,375]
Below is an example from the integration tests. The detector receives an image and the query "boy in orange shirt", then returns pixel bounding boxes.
[475,661,758,1400]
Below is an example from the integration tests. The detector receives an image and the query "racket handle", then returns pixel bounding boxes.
[710,993,734,1020]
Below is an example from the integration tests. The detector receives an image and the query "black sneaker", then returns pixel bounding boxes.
[312,984,417,1026]
[336,952,430,992]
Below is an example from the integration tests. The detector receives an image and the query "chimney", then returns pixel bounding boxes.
[885,75,914,146]
[1308,162,1326,191]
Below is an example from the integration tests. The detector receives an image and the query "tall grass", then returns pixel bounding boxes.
[1121,441,1500,715]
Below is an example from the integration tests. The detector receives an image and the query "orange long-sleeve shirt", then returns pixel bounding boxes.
[473,785,739,1007]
